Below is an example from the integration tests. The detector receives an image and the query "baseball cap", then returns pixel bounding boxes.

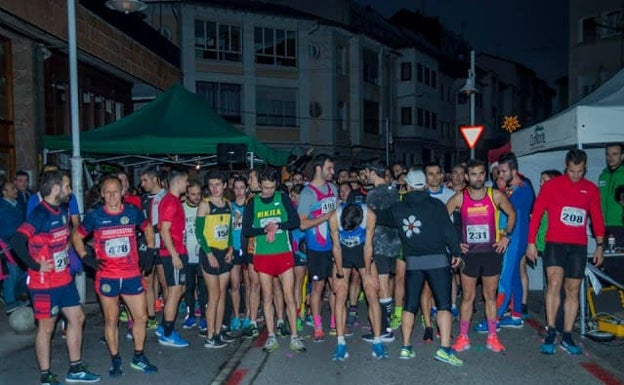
[405,170,426,189]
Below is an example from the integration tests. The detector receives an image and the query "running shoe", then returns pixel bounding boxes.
[220,331,236,343]
[361,333,375,343]
[182,315,197,329]
[118,308,129,323]
[430,307,438,319]
[131,354,158,374]
[242,317,251,329]
[277,321,290,337]
[41,371,62,385]
[230,317,242,332]
[146,318,159,330]
[126,330,133,340]
[499,315,524,328]
[313,328,325,342]
[560,339,582,355]
[198,319,207,337]
[108,357,123,377]
[434,348,463,367]
[65,365,101,383]
[204,336,227,349]
[344,326,354,337]
[154,326,163,337]
[452,334,471,352]
[423,327,434,342]
[243,324,260,339]
[290,336,307,352]
[486,334,506,352]
[329,327,337,336]
[381,331,395,343]
[158,331,189,348]
[399,346,415,360]
[263,335,280,353]
[332,344,349,361]
[473,319,500,334]
[371,342,388,359]
[540,328,557,355]
[451,305,459,319]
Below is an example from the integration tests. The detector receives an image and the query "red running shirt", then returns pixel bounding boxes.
[528,174,605,246]
[158,193,187,257]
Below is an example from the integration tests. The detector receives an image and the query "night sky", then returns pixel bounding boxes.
[361,0,568,86]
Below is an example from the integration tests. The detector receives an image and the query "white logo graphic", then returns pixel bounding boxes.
[402,215,422,238]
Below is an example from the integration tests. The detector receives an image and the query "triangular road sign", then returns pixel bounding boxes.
[460,125,484,149]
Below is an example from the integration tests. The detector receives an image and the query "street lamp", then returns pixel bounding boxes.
[460,50,478,159]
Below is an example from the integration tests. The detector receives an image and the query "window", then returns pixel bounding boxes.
[416,64,423,82]
[337,101,347,131]
[195,20,241,62]
[363,99,379,134]
[578,17,597,43]
[363,49,378,84]
[400,62,412,81]
[431,71,437,88]
[400,107,412,125]
[431,112,437,130]
[600,10,623,38]
[424,67,430,86]
[424,110,431,128]
[256,86,296,126]
[336,46,347,75]
[254,27,297,67]
[417,108,424,126]
[196,81,242,123]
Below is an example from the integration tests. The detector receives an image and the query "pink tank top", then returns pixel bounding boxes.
[461,188,498,254]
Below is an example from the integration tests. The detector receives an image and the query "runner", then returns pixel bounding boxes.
[157,167,190,347]
[11,170,101,385]
[329,201,387,360]
[228,176,249,332]
[376,170,463,366]
[446,159,516,353]
[243,166,306,353]
[298,154,338,342]
[73,175,158,377]
[526,149,605,355]
[196,170,234,348]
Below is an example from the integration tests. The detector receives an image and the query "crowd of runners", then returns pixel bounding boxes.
[2,142,623,385]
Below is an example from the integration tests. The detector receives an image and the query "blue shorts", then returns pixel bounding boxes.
[96,275,145,297]
[30,282,81,320]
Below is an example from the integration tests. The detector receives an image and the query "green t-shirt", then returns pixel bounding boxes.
[599,165,624,226]
[252,194,291,256]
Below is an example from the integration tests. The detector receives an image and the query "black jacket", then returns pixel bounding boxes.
[376,190,461,258]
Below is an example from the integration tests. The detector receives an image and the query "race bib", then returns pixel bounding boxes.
[105,237,131,258]
[214,225,229,240]
[341,236,361,248]
[466,224,490,244]
[53,250,68,272]
[260,217,283,233]
[320,197,337,214]
[560,206,586,227]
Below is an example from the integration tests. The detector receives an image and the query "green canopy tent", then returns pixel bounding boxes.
[43,83,290,166]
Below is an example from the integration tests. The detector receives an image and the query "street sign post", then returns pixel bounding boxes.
[460,125,484,156]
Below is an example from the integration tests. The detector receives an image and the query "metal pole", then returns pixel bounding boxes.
[469,50,476,160]
[68,0,86,303]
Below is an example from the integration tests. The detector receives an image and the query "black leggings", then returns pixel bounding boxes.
[184,262,207,318]
[404,267,452,314]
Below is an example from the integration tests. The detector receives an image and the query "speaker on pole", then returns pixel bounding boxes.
[217,143,247,168]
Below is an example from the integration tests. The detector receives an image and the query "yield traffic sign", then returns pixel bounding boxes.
[460,125,484,149]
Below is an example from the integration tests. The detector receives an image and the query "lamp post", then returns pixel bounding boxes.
[460,50,478,159]
[67,0,86,302]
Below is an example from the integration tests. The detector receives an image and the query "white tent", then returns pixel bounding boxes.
[512,68,624,157]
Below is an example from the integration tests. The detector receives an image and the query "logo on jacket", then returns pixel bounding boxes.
[402,215,422,238]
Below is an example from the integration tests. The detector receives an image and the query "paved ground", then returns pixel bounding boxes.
[1,284,623,385]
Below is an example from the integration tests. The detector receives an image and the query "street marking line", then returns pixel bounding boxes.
[580,362,624,385]
[210,338,252,385]
[253,327,268,348]
[225,368,248,385]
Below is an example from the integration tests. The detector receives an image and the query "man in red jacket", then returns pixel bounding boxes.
[526,149,605,355]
